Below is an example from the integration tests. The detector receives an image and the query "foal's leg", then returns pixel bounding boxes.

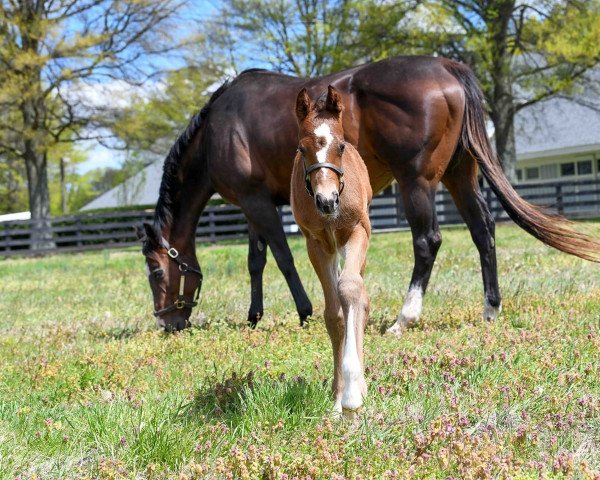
[337,224,370,411]
[443,161,502,321]
[241,197,313,325]
[387,178,442,335]
[247,224,267,328]
[305,237,344,411]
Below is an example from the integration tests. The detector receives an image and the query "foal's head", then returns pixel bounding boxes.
[295,85,346,217]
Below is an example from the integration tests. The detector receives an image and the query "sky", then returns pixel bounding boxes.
[76,0,220,174]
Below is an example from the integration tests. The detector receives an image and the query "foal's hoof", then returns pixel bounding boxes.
[342,407,360,421]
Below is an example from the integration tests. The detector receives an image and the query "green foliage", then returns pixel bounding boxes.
[0,0,183,222]
[112,64,225,157]
[0,155,27,213]
[0,224,599,477]
[214,0,362,76]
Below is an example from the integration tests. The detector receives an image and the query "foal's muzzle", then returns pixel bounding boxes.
[315,191,340,216]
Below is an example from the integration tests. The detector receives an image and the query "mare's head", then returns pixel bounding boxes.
[137,222,202,331]
[295,85,346,217]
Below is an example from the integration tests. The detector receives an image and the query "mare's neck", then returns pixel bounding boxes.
[160,169,208,256]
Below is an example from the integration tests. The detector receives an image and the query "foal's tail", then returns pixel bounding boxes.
[444,60,600,263]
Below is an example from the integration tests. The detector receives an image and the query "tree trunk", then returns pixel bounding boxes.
[22,101,54,250]
[487,0,518,185]
[492,109,517,184]
[24,144,54,250]
[18,3,54,250]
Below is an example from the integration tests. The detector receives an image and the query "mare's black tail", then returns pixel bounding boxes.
[444,60,600,262]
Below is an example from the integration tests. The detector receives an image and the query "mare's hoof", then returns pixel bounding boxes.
[483,300,502,322]
[299,315,310,328]
[298,303,313,327]
[247,310,263,329]
[386,321,404,336]
[386,313,419,336]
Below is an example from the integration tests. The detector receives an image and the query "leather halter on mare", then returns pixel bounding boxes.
[303,161,345,197]
[153,237,203,317]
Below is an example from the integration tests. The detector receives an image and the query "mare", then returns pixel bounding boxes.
[138,56,600,331]
[291,86,372,412]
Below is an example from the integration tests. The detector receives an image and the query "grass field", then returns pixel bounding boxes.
[1,222,599,479]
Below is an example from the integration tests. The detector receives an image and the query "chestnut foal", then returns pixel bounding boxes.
[291,86,373,413]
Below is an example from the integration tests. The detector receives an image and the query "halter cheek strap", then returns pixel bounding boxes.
[153,238,203,317]
[304,162,345,197]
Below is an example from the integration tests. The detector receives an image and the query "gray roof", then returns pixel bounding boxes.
[80,160,164,211]
[515,94,600,159]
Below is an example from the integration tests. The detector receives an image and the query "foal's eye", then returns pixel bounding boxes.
[297,145,306,155]
[338,143,346,155]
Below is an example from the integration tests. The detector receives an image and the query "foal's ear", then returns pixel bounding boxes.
[296,88,311,122]
[325,85,343,115]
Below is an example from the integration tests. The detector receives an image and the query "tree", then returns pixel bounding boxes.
[215,1,600,181]
[416,1,600,181]
[0,155,27,214]
[111,61,226,158]
[0,0,184,248]
[214,0,361,76]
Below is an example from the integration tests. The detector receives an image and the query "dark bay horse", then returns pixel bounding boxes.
[291,86,373,412]
[138,55,600,331]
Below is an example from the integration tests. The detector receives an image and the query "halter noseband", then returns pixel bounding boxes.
[153,237,203,318]
[304,162,345,197]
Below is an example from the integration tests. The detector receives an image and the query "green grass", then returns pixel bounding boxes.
[0,223,599,479]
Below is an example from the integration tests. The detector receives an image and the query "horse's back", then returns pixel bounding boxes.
[202,56,467,201]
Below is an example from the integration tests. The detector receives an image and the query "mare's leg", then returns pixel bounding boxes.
[443,156,501,320]
[241,197,313,325]
[247,224,267,328]
[387,177,442,335]
[337,223,370,411]
[305,237,344,411]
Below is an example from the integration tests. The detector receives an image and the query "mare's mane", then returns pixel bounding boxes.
[153,68,271,230]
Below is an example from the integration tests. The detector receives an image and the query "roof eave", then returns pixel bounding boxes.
[518,142,600,161]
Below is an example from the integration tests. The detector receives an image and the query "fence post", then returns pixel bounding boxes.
[556,184,564,215]
[3,222,10,252]
[208,210,217,244]
[395,186,403,227]
[75,216,83,247]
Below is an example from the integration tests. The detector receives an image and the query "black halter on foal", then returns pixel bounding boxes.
[304,162,345,197]
[153,237,203,317]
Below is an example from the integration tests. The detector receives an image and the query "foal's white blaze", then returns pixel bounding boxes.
[314,123,333,164]
[483,297,502,321]
[341,305,364,411]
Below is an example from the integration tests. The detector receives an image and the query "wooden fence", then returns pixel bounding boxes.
[1,178,599,257]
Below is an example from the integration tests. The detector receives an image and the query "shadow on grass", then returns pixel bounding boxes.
[186,370,331,430]
[88,324,147,341]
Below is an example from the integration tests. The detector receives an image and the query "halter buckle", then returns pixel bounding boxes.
[167,247,179,259]
[175,299,186,309]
